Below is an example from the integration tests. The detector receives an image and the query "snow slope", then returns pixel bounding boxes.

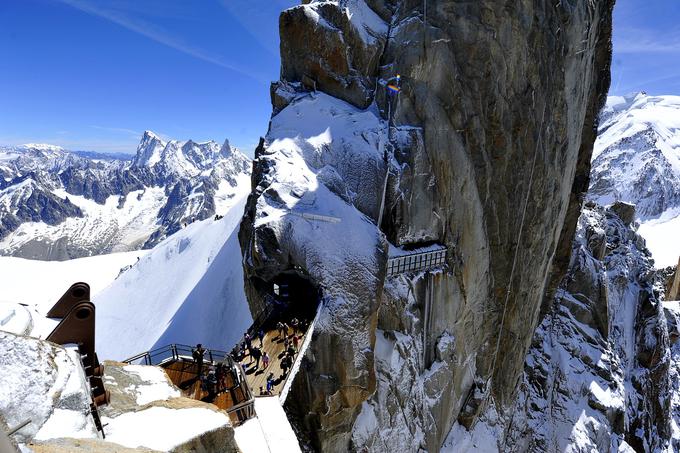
[638,206,680,269]
[0,250,144,338]
[234,397,302,453]
[94,194,252,361]
[589,93,680,267]
[102,406,231,451]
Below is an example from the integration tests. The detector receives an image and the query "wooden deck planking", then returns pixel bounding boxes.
[162,360,236,408]
[241,325,307,396]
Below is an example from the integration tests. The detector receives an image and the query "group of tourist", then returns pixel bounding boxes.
[233,330,271,373]
[194,315,308,398]
[192,343,233,401]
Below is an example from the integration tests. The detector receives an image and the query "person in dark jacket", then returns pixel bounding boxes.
[251,346,262,370]
[266,372,275,394]
[193,344,206,377]
[280,354,291,378]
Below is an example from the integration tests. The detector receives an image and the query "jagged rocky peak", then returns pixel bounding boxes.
[240,0,615,451]
[132,131,248,176]
[0,130,251,260]
[132,130,166,167]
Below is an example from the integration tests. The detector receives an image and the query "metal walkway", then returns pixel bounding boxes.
[386,247,447,277]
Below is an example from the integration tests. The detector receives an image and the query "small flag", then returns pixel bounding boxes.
[387,84,401,94]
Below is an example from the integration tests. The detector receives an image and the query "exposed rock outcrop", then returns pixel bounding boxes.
[239,0,614,450]
[506,204,675,452]
[667,257,680,301]
[2,349,239,453]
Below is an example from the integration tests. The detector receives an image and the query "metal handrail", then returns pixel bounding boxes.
[123,343,232,366]
[386,247,447,276]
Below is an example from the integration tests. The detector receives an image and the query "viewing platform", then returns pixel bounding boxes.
[123,344,255,426]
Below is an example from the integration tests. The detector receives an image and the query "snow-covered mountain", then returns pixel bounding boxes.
[589,93,680,267]
[0,131,251,260]
[0,193,251,360]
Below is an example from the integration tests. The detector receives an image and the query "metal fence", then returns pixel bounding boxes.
[123,343,255,426]
[123,344,232,367]
[386,247,447,276]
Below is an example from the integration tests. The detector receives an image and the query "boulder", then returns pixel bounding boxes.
[609,201,636,226]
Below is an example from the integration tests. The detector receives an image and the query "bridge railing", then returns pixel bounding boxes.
[123,344,233,367]
[386,247,447,277]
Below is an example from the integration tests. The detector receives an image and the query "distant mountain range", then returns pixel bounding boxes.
[588,93,680,267]
[0,131,251,260]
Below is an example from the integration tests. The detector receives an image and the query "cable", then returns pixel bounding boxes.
[487,104,547,401]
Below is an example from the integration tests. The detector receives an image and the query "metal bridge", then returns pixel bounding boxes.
[386,246,447,277]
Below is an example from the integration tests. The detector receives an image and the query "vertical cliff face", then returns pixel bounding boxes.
[239,1,614,451]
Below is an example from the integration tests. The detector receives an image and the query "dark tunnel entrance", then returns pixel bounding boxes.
[269,271,321,323]
[250,269,321,331]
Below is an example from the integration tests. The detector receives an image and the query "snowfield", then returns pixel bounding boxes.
[638,206,680,268]
[94,194,252,361]
[0,191,252,362]
[0,250,144,338]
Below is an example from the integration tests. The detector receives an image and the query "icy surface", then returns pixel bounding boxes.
[102,406,230,451]
[95,195,252,360]
[234,396,301,453]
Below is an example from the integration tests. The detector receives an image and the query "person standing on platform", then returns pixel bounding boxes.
[251,346,262,369]
[266,372,275,394]
[193,344,206,377]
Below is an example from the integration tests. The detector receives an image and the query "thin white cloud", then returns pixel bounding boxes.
[219,0,282,57]
[89,125,140,136]
[615,27,680,54]
[58,0,269,83]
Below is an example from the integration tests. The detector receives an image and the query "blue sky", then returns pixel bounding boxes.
[0,0,297,154]
[610,0,680,96]
[0,0,678,154]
